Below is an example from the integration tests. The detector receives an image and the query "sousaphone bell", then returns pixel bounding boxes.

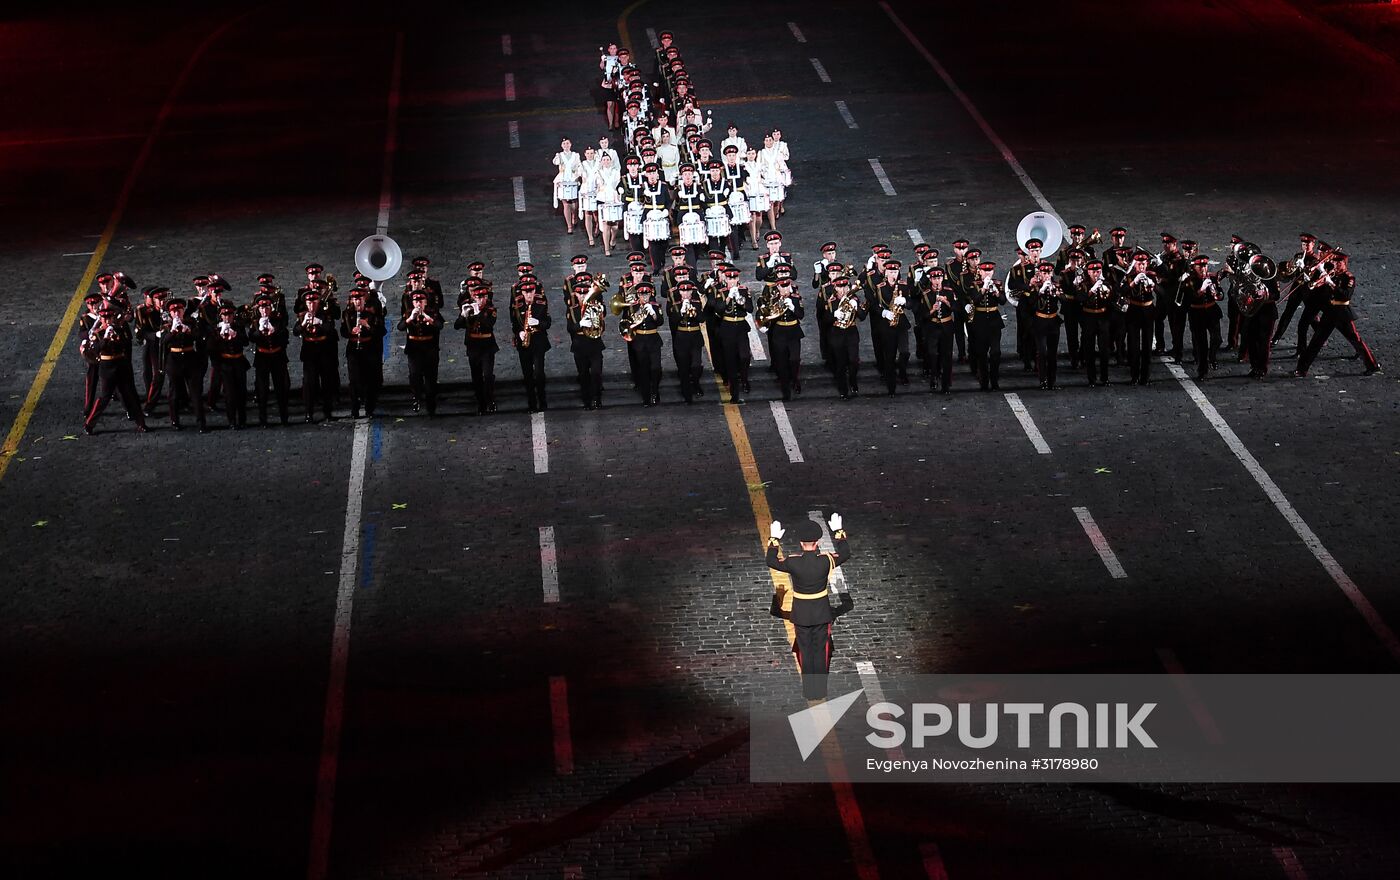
[354,233,403,282]
[1016,211,1066,259]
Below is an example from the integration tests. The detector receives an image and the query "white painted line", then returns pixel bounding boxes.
[868,158,896,196]
[512,176,526,212]
[878,1,1059,219]
[645,28,659,50]
[788,22,807,43]
[919,843,950,880]
[1004,393,1051,454]
[532,410,548,472]
[540,526,560,603]
[906,228,924,246]
[855,660,905,761]
[308,419,371,880]
[549,675,574,774]
[747,317,768,362]
[1155,648,1224,746]
[807,510,850,595]
[501,33,512,56]
[1165,361,1400,661]
[517,239,531,264]
[770,401,804,463]
[1273,847,1310,880]
[375,33,405,236]
[508,120,520,149]
[504,72,516,102]
[835,100,858,129]
[62,251,96,257]
[1073,507,1127,579]
[809,58,831,83]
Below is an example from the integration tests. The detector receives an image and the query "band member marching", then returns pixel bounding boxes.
[161,297,208,432]
[1005,239,1040,373]
[248,294,291,426]
[709,264,753,403]
[567,275,607,409]
[208,302,250,428]
[766,513,853,701]
[827,274,867,399]
[78,293,104,417]
[917,267,957,394]
[1239,264,1280,379]
[1121,251,1159,385]
[134,286,169,415]
[968,260,1006,391]
[1296,252,1381,378]
[946,239,973,366]
[294,288,340,423]
[621,280,666,406]
[668,279,706,403]
[1275,233,1325,354]
[1074,260,1112,386]
[701,160,733,260]
[640,162,673,273]
[1030,260,1070,390]
[82,304,148,435]
[512,279,552,413]
[871,259,912,393]
[456,281,500,414]
[342,288,385,418]
[721,144,751,255]
[758,271,804,401]
[1056,249,1088,369]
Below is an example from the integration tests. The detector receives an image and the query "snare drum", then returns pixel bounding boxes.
[766,182,785,203]
[625,204,644,236]
[643,209,671,242]
[704,206,730,239]
[558,179,580,201]
[727,191,751,225]
[678,211,706,246]
[580,185,598,213]
[748,189,770,213]
[601,201,624,223]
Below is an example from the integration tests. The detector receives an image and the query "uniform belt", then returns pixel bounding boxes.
[776,319,799,326]
[256,346,283,353]
[468,332,494,339]
[974,306,1000,313]
[220,352,244,359]
[1035,311,1058,319]
[932,316,953,324]
[723,315,749,322]
[1190,303,1217,310]
[408,334,435,341]
[1081,308,1106,315]
[98,354,127,361]
[791,588,829,600]
[1329,299,1352,306]
[675,325,701,331]
[1127,299,1153,307]
[304,335,327,342]
[631,327,659,335]
[168,346,194,353]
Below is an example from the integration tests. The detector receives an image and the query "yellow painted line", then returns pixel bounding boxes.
[616,0,652,56]
[0,14,247,485]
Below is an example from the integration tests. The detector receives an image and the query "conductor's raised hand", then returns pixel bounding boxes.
[827,512,843,532]
[770,520,784,540]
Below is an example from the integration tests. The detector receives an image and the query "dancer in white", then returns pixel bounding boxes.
[552,138,583,235]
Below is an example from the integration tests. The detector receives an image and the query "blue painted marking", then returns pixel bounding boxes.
[360,521,378,590]
[372,421,384,462]
[382,330,391,362]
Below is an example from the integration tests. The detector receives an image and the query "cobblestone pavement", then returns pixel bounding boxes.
[3,1,1399,878]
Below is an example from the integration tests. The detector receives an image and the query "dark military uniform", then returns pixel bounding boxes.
[1120,262,1158,385]
[1075,269,1113,386]
[917,276,957,393]
[207,309,250,428]
[708,276,753,403]
[83,314,147,433]
[342,303,385,417]
[512,294,552,412]
[1296,269,1381,376]
[399,300,444,415]
[968,270,1007,391]
[248,311,291,426]
[766,521,853,700]
[1183,266,1224,382]
[456,297,500,414]
[294,304,340,422]
[1031,273,1067,390]
[133,298,168,414]
[623,289,665,406]
[763,281,805,401]
[1005,257,1037,372]
[827,280,867,399]
[162,304,207,431]
[667,285,706,404]
[869,276,911,393]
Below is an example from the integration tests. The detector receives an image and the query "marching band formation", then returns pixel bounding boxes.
[74,30,1382,435]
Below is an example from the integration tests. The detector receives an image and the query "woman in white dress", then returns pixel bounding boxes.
[759,133,789,227]
[655,128,682,186]
[650,112,677,152]
[594,152,622,256]
[770,127,792,216]
[744,146,770,245]
[552,138,583,235]
[720,122,748,160]
[578,146,600,246]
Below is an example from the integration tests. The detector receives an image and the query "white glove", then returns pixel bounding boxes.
[218,321,231,333]
[770,521,784,539]
[260,318,272,332]
[828,512,842,532]
[528,316,540,326]
[646,304,656,316]
[964,303,973,315]
[461,303,472,318]
[893,295,906,307]
[1133,272,1148,285]
[519,330,528,341]
[881,309,894,321]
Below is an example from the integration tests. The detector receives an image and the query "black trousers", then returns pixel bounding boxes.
[970,318,1002,389]
[1167,303,1188,359]
[1293,296,1326,354]
[206,357,224,408]
[1033,316,1061,388]
[573,349,603,405]
[1080,313,1110,384]
[218,360,248,426]
[467,344,497,411]
[1298,308,1380,374]
[83,361,99,416]
[1188,308,1222,380]
[85,359,145,429]
[816,311,832,365]
[830,328,860,396]
[1125,307,1154,383]
[141,341,164,410]
[953,309,968,361]
[927,321,955,391]
[346,347,381,415]
[254,356,290,424]
[875,327,909,393]
[706,313,727,381]
[406,345,439,414]
[167,357,205,427]
[1015,304,1035,368]
[792,623,835,701]
[517,344,548,410]
[1109,310,1127,360]
[672,330,704,401]
[1062,303,1081,366]
[302,354,337,419]
[1246,309,1277,375]
[630,334,662,401]
[718,322,751,396]
[769,329,801,397]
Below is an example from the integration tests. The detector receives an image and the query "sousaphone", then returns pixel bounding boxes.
[1016,211,1066,259]
[354,233,403,282]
